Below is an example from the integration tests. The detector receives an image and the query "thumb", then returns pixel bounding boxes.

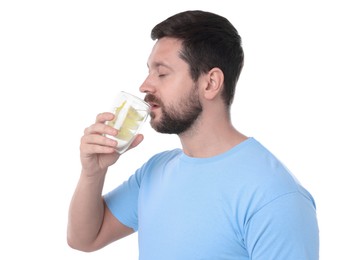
[127,134,144,151]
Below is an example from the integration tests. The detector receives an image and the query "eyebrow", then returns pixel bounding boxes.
[147,61,172,70]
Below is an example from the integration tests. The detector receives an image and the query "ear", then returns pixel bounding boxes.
[203,67,224,100]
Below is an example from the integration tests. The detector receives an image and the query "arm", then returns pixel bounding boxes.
[67,112,142,252]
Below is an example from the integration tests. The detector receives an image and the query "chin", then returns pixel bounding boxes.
[149,118,158,129]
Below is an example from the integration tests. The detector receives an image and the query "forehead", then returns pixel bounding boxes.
[147,37,184,68]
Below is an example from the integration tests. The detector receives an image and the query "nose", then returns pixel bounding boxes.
[139,76,155,94]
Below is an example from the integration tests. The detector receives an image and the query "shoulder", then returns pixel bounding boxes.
[149,148,182,161]
[232,138,317,213]
[144,148,182,167]
[135,148,182,180]
[235,138,300,189]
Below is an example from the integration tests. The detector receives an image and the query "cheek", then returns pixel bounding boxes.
[160,74,194,106]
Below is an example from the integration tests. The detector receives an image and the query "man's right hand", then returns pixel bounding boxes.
[80,112,121,176]
[80,112,144,176]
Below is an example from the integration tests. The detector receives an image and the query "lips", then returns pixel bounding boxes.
[149,102,159,109]
[145,95,161,110]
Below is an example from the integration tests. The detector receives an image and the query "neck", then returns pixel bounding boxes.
[178,114,247,158]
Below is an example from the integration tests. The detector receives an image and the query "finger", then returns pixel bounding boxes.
[80,134,118,155]
[95,112,115,123]
[81,143,117,155]
[81,133,118,148]
[84,123,118,137]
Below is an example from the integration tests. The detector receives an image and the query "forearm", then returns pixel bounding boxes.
[67,169,107,250]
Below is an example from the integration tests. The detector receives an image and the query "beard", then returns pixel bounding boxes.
[145,85,203,135]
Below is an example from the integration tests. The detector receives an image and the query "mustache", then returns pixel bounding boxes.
[144,94,162,105]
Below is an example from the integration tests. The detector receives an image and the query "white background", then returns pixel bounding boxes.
[1,0,349,259]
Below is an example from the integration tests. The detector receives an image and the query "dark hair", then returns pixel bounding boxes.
[151,10,244,106]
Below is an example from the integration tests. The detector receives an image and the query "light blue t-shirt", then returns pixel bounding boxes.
[104,137,319,259]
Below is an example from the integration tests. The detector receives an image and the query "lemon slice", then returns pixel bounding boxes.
[107,101,126,127]
[116,106,145,141]
[116,127,134,141]
[127,106,145,121]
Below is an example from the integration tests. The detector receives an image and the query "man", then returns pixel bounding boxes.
[67,10,319,259]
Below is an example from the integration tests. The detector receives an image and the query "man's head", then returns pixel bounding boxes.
[151,10,244,106]
[141,11,244,135]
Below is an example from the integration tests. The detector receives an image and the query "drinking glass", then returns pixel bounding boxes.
[106,91,150,153]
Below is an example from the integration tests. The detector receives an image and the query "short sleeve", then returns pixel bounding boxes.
[245,192,319,259]
[104,171,142,231]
